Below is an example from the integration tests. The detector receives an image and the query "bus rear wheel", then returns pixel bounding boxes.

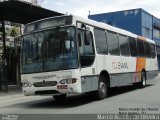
[96,76,107,100]
[53,94,67,101]
[135,72,146,88]
[140,72,146,88]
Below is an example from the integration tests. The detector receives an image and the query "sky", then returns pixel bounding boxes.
[39,0,160,18]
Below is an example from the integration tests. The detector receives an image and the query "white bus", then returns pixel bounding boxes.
[21,15,158,100]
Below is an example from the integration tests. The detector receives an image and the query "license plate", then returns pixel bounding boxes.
[57,85,68,89]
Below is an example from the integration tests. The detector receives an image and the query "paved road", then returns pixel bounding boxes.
[0,74,160,114]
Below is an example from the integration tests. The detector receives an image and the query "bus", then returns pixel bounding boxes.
[21,15,158,100]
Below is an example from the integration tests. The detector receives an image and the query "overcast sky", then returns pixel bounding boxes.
[40,0,160,18]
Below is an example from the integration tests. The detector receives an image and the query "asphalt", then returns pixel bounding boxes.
[0,73,159,115]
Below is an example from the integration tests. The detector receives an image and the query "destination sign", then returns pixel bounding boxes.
[24,16,72,33]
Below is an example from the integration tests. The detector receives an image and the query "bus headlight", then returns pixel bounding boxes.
[59,78,77,84]
[59,79,67,84]
[22,82,32,87]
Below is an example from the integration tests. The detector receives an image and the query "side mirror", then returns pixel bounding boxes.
[81,23,86,30]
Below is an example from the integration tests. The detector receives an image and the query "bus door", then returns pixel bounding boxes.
[77,22,98,92]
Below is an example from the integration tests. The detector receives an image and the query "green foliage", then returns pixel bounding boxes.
[10,27,19,37]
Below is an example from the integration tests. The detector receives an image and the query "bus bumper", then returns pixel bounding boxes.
[22,83,82,96]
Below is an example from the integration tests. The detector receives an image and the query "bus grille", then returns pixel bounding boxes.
[33,81,58,87]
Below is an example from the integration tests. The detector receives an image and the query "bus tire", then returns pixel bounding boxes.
[96,76,107,100]
[53,94,67,101]
[140,72,146,88]
[133,72,146,88]
[135,72,146,88]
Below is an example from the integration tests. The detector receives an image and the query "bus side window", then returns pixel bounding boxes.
[107,31,120,55]
[78,31,83,55]
[84,31,94,55]
[94,28,108,54]
[78,29,95,67]
[144,42,151,58]
[137,40,145,57]
[119,34,130,56]
[84,31,90,45]
[128,37,137,57]
[150,44,156,58]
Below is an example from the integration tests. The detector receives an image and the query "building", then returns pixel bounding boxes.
[89,8,160,70]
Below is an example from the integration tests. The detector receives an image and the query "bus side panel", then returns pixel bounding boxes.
[152,56,159,71]
[146,56,158,79]
[146,58,153,79]
[119,56,137,86]
[145,58,152,71]
[146,71,158,80]
[96,55,123,87]
[80,75,98,93]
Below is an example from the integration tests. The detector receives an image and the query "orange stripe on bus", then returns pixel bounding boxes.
[134,36,147,82]
[135,58,146,82]
[137,36,146,41]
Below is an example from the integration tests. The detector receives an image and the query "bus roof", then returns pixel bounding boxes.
[73,15,155,44]
[24,15,155,44]
[73,15,137,37]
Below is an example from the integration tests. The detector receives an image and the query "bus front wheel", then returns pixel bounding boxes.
[96,76,107,100]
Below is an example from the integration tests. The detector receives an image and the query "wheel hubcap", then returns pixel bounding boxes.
[99,82,106,97]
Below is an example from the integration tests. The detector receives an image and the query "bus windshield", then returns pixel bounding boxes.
[22,27,78,74]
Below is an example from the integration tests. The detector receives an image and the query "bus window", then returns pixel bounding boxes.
[137,40,145,57]
[107,31,120,55]
[78,29,95,67]
[84,31,92,45]
[150,44,156,58]
[94,28,108,54]
[144,42,151,58]
[119,34,130,56]
[129,37,137,57]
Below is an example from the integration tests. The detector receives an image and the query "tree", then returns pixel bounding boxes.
[10,27,19,37]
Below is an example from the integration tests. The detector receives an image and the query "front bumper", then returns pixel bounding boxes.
[22,83,81,96]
